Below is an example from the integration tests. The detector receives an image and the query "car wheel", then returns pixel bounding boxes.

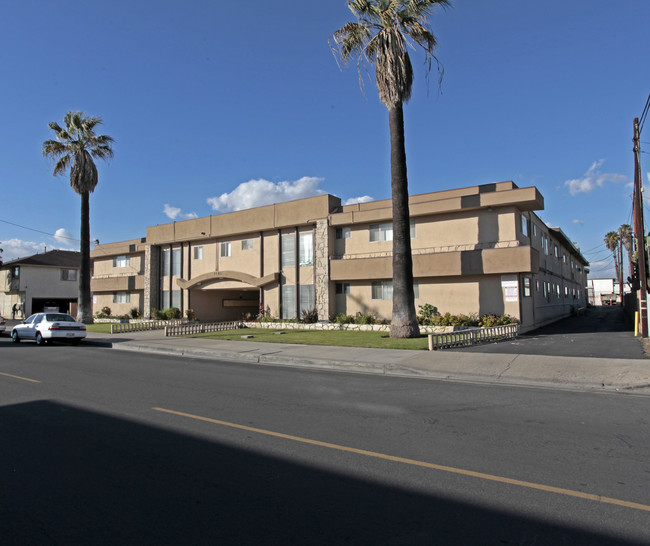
[11,330,20,343]
[35,332,45,346]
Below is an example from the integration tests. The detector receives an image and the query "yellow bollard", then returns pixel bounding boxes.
[635,311,639,337]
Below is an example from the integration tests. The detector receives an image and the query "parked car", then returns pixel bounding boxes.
[0,316,6,334]
[11,313,86,345]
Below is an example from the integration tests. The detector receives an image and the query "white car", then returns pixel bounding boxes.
[11,313,87,345]
[0,316,6,334]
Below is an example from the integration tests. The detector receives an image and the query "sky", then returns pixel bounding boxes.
[1,0,649,280]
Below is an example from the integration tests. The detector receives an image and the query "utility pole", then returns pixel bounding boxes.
[633,117,647,337]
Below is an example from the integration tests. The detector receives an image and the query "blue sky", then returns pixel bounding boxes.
[1,0,649,279]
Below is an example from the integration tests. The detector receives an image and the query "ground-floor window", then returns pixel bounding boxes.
[282,285,296,319]
[371,281,393,300]
[113,292,130,304]
[300,285,314,313]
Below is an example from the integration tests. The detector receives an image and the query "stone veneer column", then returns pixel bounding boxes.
[315,219,330,320]
[144,245,160,319]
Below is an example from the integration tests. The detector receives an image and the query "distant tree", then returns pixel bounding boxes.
[43,111,114,323]
[332,0,450,338]
[619,224,634,279]
[604,230,622,294]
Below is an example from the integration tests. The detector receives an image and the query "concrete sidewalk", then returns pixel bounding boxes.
[83,328,650,394]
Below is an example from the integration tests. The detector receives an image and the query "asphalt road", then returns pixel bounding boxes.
[457,305,646,359]
[1,338,649,544]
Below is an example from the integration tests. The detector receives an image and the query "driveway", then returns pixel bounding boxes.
[457,305,647,359]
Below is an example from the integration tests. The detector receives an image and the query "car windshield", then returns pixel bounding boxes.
[45,314,76,322]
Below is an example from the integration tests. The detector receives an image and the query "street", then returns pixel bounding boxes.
[1,338,649,544]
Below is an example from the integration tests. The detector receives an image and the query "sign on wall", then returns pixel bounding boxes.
[501,275,519,303]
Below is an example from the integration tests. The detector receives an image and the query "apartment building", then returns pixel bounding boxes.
[90,181,589,331]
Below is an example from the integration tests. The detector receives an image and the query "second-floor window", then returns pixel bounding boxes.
[61,269,77,281]
[220,242,231,257]
[241,239,253,250]
[113,292,130,304]
[299,233,313,265]
[193,246,203,260]
[113,255,130,268]
[371,281,393,300]
[370,223,393,242]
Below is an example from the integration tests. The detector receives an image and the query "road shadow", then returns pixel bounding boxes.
[0,400,640,545]
[457,306,646,359]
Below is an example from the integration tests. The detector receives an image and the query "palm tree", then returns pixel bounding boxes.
[333,0,450,338]
[619,224,634,280]
[43,111,114,323]
[604,230,622,297]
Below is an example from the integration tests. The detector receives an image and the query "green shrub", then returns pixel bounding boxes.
[478,314,519,327]
[333,313,355,324]
[129,307,141,319]
[301,308,319,324]
[354,312,376,325]
[185,308,197,321]
[152,308,166,320]
[417,303,439,325]
[165,307,182,320]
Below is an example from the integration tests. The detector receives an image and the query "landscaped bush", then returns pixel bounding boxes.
[185,308,197,321]
[152,308,166,320]
[94,306,112,319]
[165,307,182,320]
[333,313,355,324]
[301,308,319,324]
[478,314,518,327]
[354,311,376,325]
[129,307,141,319]
[417,303,439,325]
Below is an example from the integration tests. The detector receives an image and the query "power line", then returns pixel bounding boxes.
[0,218,80,243]
[640,92,650,134]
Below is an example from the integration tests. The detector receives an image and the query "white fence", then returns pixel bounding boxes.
[110,320,185,334]
[428,324,519,350]
[164,321,240,336]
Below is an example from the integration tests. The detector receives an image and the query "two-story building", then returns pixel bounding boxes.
[91,181,589,331]
[0,250,81,318]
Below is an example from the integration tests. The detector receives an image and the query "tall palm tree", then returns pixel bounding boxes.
[333,0,450,338]
[604,230,621,294]
[43,111,114,323]
[619,224,634,280]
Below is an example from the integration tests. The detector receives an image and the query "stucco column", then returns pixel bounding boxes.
[315,219,330,320]
[144,245,160,319]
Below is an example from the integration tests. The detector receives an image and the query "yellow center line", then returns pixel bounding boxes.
[153,406,650,514]
[0,371,41,383]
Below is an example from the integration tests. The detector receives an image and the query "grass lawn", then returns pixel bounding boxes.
[186,328,430,350]
[85,323,114,334]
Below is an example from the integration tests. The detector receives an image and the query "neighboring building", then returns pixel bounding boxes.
[91,181,589,332]
[587,278,629,305]
[0,250,81,318]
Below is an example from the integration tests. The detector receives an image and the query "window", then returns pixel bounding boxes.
[172,248,181,276]
[13,266,20,278]
[410,220,416,238]
[113,292,130,304]
[281,285,296,319]
[161,290,170,309]
[300,285,315,314]
[369,223,393,242]
[554,245,559,258]
[161,249,170,276]
[299,233,313,265]
[193,246,203,260]
[61,269,77,281]
[336,282,350,294]
[523,277,531,297]
[533,224,538,237]
[371,281,393,300]
[241,239,253,251]
[413,280,419,300]
[536,279,540,292]
[336,227,351,239]
[220,242,231,258]
[171,290,181,309]
[543,235,549,255]
[113,255,130,268]
[281,233,295,268]
[521,215,529,237]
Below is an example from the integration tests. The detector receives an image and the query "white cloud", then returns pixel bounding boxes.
[572,219,584,225]
[207,176,325,213]
[163,204,198,220]
[564,159,627,196]
[53,228,76,245]
[343,195,374,205]
[1,239,46,261]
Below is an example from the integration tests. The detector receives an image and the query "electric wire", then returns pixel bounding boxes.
[639,92,650,134]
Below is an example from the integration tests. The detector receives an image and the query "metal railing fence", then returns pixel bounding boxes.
[164,321,240,336]
[428,324,519,350]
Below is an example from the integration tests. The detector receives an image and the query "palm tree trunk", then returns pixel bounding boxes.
[78,190,93,323]
[388,103,419,338]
